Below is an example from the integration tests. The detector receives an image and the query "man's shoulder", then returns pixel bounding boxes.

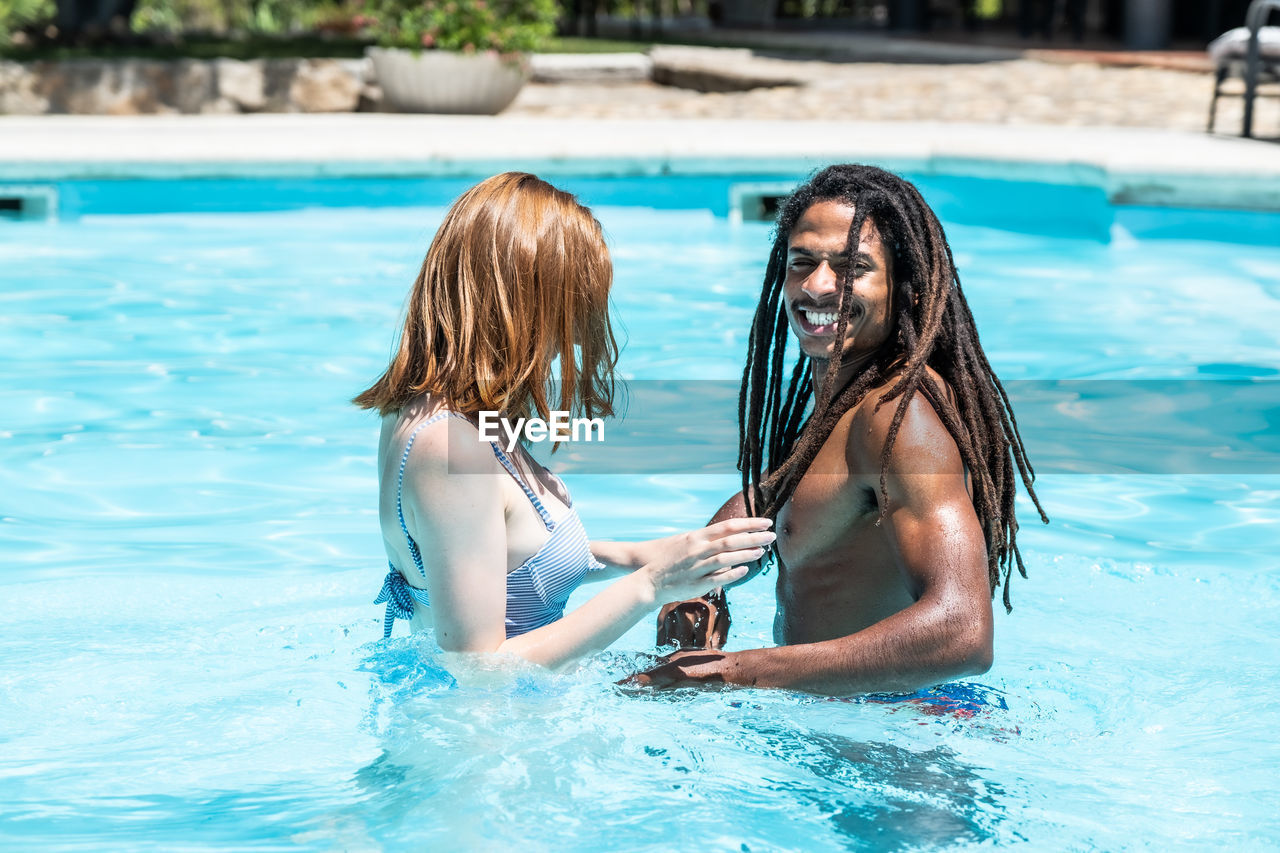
[844,367,959,473]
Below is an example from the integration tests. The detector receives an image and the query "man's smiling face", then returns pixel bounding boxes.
[783,199,894,366]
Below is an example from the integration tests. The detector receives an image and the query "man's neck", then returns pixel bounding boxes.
[811,352,877,398]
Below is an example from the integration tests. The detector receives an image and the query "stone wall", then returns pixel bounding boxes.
[0,57,377,115]
[0,49,787,115]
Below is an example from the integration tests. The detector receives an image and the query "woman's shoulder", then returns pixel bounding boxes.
[394,405,497,480]
[390,405,509,547]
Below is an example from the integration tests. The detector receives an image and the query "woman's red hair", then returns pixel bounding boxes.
[354,172,618,423]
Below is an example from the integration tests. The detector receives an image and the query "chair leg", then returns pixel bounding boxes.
[1207,67,1226,133]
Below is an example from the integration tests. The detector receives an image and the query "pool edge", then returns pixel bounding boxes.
[3,117,1280,212]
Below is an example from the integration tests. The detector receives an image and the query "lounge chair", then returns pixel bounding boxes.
[1207,0,1280,137]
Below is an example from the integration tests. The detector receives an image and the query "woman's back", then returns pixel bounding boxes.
[375,400,604,638]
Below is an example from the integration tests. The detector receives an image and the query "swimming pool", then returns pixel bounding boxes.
[2,171,1278,850]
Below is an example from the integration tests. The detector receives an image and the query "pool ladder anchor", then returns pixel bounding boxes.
[0,185,58,221]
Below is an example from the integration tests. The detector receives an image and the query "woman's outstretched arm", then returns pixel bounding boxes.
[400,417,774,670]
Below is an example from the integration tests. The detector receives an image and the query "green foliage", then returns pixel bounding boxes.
[130,0,347,36]
[974,0,1001,19]
[362,0,558,54]
[130,0,215,33]
[1,31,370,58]
[127,0,557,49]
[3,0,572,55]
[0,0,54,45]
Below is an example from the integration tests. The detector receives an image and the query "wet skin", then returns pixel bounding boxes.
[634,201,994,696]
[776,202,923,645]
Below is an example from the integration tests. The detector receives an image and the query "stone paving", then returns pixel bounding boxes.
[15,52,1236,131]
[510,50,1268,136]
[1,37,1274,137]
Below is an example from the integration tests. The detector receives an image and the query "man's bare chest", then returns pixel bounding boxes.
[774,412,880,566]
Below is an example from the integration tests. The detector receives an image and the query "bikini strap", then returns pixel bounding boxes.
[397,412,555,574]
[395,411,457,579]
[489,444,555,531]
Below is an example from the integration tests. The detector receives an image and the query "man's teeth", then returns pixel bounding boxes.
[803,309,837,327]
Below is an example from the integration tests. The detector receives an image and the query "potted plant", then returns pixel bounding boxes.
[360,0,557,114]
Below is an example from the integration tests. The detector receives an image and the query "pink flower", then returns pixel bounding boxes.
[421,32,435,47]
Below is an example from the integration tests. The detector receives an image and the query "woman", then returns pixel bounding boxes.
[355,172,774,669]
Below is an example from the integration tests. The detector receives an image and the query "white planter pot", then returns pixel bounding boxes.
[367,47,528,115]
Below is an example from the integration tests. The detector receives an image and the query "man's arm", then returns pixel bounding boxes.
[634,390,993,695]
[706,491,769,589]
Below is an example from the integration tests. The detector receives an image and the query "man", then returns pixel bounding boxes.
[640,165,1046,695]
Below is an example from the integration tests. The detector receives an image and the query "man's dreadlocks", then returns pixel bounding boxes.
[738,164,1047,611]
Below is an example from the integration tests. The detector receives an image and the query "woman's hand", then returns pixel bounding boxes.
[637,517,774,604]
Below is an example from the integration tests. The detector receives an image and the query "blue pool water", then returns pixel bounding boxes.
[2,173,1279,850]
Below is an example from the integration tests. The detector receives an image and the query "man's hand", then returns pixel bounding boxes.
[656,588,731,651]
[625,650,735,689]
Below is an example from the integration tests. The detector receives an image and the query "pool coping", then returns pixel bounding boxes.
[3,115,1280,211]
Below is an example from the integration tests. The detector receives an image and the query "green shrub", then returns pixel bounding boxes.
[362,0,558,54]
[974,0,1002,19]
[131,0,220,33]
[131,0,339,35]
[0,0,54,45]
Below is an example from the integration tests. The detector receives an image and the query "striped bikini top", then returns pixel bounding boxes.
[374,411,604,640]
